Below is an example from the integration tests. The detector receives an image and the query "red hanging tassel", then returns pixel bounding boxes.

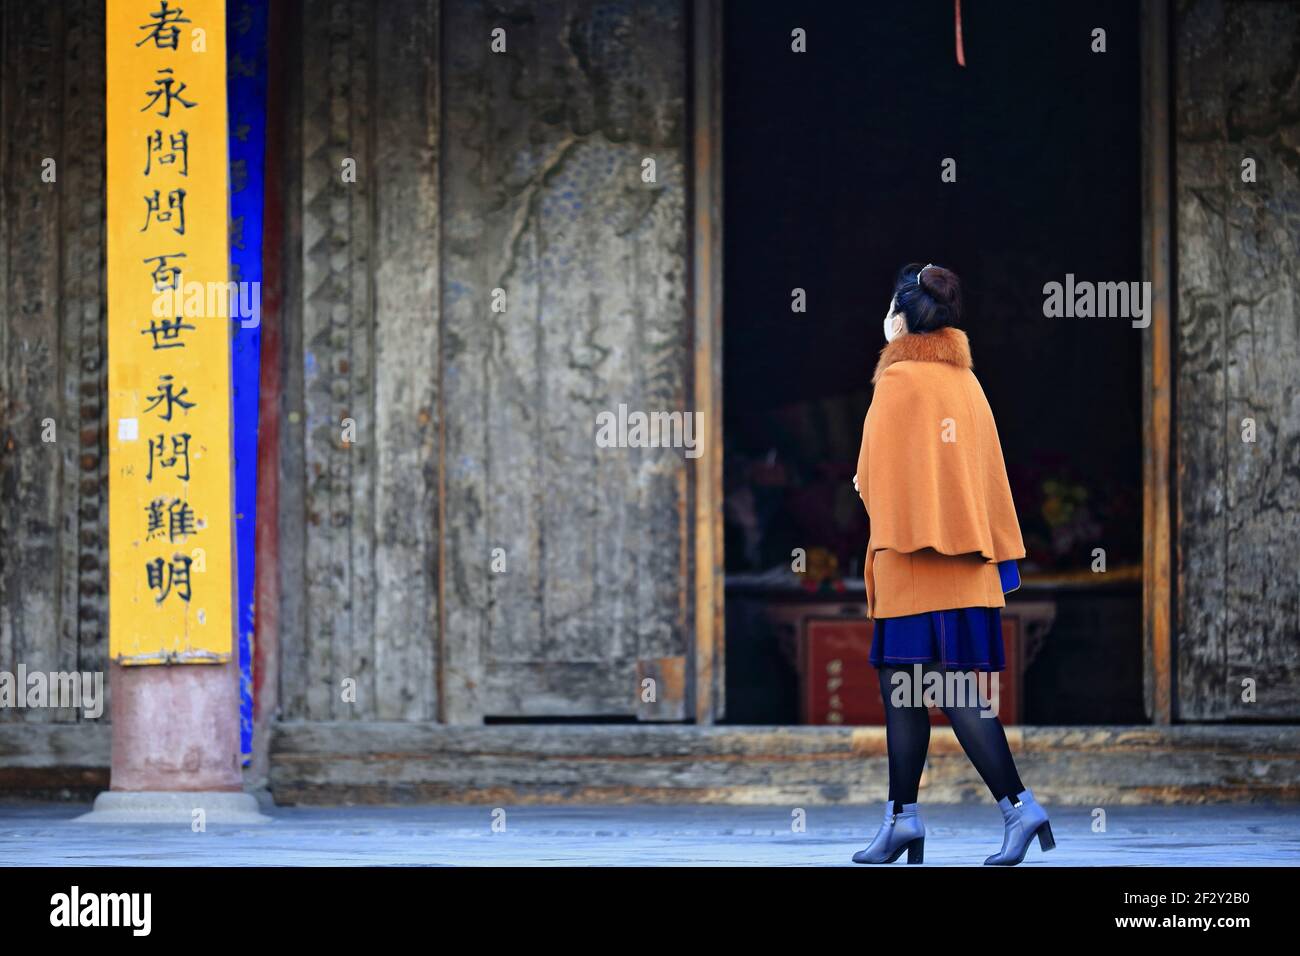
[955,0,966,67]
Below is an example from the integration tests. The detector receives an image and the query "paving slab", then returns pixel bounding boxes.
[1,802,1297,866]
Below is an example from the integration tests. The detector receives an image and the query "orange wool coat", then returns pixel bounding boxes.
[855,326,1026,618]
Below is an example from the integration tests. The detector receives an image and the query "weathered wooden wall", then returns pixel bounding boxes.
[0,1,108,724]
[1174,0,1300,719]
[274,0,690,723]
[274,0,442,723]
[438,0,690,721]
[6,0,1299,748]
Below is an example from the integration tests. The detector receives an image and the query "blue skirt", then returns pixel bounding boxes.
[869,606,1005,672]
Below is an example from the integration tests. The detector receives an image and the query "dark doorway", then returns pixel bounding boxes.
[720,0,1145,725]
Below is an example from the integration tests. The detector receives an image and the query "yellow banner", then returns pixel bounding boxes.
[107,0,233,664]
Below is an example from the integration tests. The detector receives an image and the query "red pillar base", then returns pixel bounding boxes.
[106,660,243,791]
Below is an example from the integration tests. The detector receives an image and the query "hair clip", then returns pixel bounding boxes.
[917,263,934,287]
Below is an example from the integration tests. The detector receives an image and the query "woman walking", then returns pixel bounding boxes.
[850,263,1054,866]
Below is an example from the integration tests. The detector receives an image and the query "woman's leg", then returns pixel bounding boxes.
[878,665,931,809]
[935,666,1025,801]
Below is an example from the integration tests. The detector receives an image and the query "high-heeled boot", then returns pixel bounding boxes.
[984,787,1055,866]
[852,800,925,864]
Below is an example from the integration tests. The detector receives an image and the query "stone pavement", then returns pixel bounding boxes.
[1,801,1297,866]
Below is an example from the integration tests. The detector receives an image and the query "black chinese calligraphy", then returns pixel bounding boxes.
[144,374,196,422]
[143,252,186,291]
[145,554,193,604]
[145,497,198,543]
[144,129,189,176]
[136,1,192,51]
[147,433,192,482]
[141,187,187,235]
[141,316,197,351]
[140,67,197,118]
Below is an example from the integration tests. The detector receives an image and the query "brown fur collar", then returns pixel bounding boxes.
[872,326,973,384]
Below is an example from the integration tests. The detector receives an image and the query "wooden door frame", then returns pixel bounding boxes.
[1141,0,1175,725]
[690,0,725,724]
[691,0,1177,726]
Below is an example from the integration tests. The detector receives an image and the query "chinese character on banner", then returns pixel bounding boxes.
[107,0,234,665]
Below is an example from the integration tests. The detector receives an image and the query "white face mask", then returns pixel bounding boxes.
[883,296,906,343]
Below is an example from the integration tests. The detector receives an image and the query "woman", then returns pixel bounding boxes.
[850,263,1054,866]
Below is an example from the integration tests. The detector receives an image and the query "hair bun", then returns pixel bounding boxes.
[923,266,959,305]
[892,261,963,333]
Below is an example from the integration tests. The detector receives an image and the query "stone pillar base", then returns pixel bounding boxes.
[73,791,271,825]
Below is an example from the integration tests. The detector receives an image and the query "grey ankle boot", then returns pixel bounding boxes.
[852,800,925,864]
[984,787,1055,866]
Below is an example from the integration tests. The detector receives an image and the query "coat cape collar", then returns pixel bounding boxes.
[872,326,973,385]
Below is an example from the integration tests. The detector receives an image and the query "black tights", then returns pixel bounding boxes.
[879,663,1024,807]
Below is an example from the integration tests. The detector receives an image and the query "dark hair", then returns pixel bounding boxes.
[892,262,963,333]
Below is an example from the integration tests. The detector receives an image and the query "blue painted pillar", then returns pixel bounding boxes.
[227,0,269,763]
